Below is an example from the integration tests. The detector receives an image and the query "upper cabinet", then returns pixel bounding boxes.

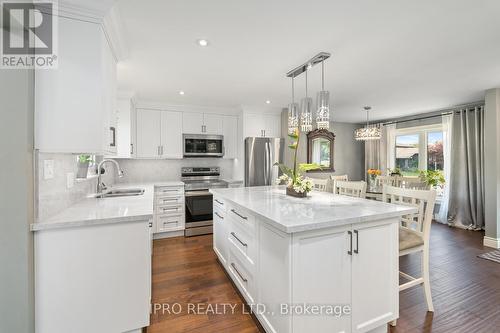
[243,113,281,138]
[223,115,238,159]
[35,17,117,154]
[116,97,137,158]
[182,112,224,135]
[136,109,182,159]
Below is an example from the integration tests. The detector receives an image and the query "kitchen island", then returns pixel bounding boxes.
[210,186,416,333]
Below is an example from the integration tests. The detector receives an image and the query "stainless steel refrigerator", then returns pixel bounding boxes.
[245,137,284,187]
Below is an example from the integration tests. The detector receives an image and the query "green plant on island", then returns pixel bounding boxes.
[274,128,322,194]
[78,154,93,164]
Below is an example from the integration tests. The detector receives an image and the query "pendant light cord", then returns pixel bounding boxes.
[305,70,308,98]
[292,76,295,103]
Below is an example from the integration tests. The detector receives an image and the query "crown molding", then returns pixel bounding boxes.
[102,5,129,61]
[57,0,115,22]
[135,100,241,115]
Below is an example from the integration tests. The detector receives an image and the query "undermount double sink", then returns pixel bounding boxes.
[95,188,145,198]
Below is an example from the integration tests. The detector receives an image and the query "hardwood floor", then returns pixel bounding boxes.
[148,223,500,333]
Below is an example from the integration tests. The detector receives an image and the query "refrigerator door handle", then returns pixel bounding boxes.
[264,140,269,185]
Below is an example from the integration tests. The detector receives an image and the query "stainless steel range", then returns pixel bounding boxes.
[182,167,227,237]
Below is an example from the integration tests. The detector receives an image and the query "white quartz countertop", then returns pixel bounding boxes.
[210,186,418,233]
[31,182,183,231]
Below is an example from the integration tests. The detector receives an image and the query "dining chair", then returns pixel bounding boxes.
[402,177,430,190]
[334,181,367,199]
[330,174,349,193]
[311,178,328,192]
[382,185,437,325]
[376,175,402,187]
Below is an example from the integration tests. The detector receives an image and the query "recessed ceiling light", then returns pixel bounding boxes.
[266,100,271,104]
[197,39,209,47]
[179,91,185,95]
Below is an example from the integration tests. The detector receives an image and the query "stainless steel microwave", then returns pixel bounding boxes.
[183,134,224,157]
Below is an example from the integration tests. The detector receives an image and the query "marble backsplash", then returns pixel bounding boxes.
[36,152,115,220]
[114,158,237,184]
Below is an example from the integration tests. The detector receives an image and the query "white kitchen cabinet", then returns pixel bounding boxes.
[213,207,228,265]
[102,34,118,156]
[204,114,224,134]
[154,185,185,234]
[243,113,281,138]
[223,115,238,159]
[351,222,399,332]
[35,17,113,153]
[182,112,204,134]
[136,109,162,158]
[182,112,224,135]
[213,193,400,333]
[161,111,183,159]
[116,98,136,158]
[136,109,182,159]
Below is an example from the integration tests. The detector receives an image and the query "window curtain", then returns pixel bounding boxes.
[385,124,397,173]
[365,123,390,180]
[437,114,453,224]
[447,106,485,230]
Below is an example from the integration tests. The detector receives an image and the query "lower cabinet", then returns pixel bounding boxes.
[212,195,399,333]
[153,185,185,234]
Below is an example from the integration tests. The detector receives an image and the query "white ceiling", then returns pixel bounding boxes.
[115,0,500,122]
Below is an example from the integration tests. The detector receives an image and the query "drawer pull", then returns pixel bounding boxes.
[231,263,248,282]
[215,212,224,219]
[160,189,179,193]
[215,199,224,205]
[163,221,178,225]
[231,209,248,220]
[163,207,179,212]
[162,198,178,203]
[231,232,247,247]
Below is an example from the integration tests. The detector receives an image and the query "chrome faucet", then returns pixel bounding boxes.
[96,159,124,193]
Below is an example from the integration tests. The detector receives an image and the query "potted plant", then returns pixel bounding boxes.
[275,129,321,197]
[76,155,92,179]
[419,170,445,189]
[389,167,402,176]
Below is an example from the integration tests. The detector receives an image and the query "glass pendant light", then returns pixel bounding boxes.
[316,59,330,130]
[354,106,381,141]
[288,75,299,134]
[300,70,313,132]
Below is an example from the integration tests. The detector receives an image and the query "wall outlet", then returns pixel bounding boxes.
[43,160,54,180]
[66,172,75,189]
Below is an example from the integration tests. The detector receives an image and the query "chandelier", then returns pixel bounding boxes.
[354,106,381,141]
[286,52,331,133]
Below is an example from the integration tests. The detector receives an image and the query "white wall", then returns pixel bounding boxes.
[280,110,365,182]
[0,64,35,332]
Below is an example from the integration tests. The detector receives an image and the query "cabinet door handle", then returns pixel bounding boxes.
[214,199,224,205]
[231,209,248,220]
[130,143,134,155]
[264,130,266,137]
[354,230,359,254]
[148,222,153,228]
[348,231,353,255]
[231,232,247,247]
[231,263,248,282]
[161,146,164,155]
[157,146,161,156]
[215,212,224,219]
[110,127,116,147]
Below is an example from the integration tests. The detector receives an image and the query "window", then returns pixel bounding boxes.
[427,132,443,171]
[393,125,444,175]
[396,134,420,176]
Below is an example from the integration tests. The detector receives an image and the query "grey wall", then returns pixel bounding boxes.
[0,67,35,331]
[484,88,500,241]
[281,110,365,182]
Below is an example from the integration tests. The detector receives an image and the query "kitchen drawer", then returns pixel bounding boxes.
[155,203,183,216]
[156,195,184,206]
[155,186,184,196]
[228,219,256,265]
[156,214,184,233]
[227,203,255,233]
[228,247,255,304]
[213,196,226,211]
